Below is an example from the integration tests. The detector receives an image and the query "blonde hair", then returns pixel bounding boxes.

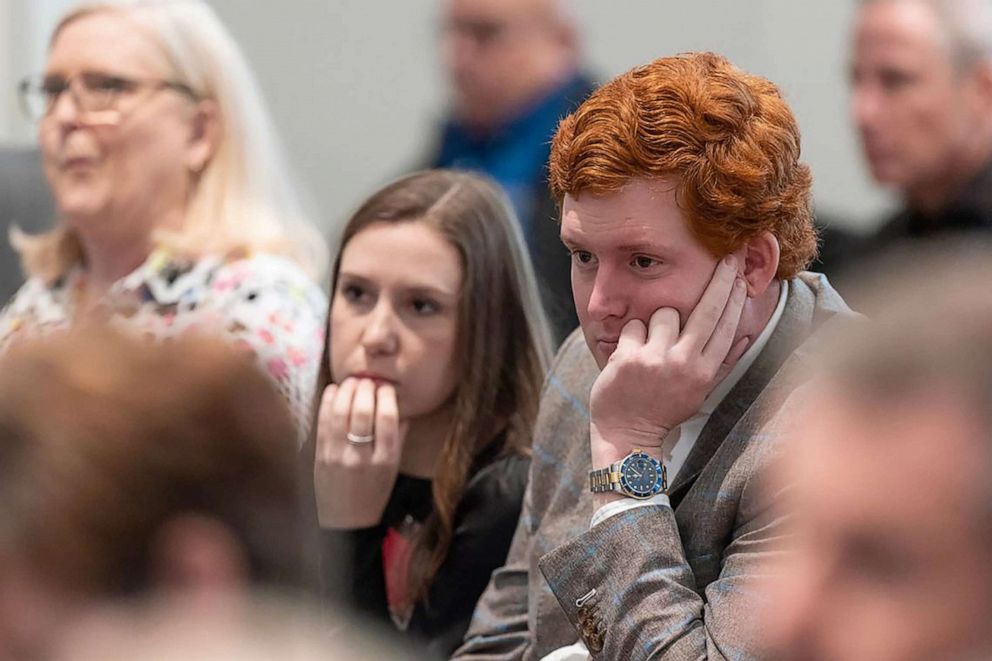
[15,0,327,282]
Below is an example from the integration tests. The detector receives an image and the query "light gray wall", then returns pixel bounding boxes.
[0,0,76,142]
[1,0,894,242]
[207,0,895,237]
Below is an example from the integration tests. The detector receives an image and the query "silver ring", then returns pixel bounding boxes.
[346,432,374,445]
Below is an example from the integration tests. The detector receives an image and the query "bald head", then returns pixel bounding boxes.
[441,0,580,131]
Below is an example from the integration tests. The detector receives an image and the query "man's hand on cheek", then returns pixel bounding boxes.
[589,255,749,474]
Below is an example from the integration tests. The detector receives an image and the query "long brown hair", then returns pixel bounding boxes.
[314,169,553,603]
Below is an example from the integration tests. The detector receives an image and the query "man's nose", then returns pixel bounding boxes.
[586,267,628,322]
[851,82,882,133]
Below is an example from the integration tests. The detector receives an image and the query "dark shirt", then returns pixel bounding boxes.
[326,451,530,659]
[820,158,992,300]
[429,73,596,346]
[866,157,992,253]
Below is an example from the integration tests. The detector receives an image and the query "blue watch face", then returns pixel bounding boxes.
[619,452,664,498]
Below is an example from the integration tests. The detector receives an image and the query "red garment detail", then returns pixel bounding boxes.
[382,526,415,626]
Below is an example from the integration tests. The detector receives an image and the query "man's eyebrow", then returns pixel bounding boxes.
[616,241,671,253]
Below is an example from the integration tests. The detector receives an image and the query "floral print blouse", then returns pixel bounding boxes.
[0,248,328,442]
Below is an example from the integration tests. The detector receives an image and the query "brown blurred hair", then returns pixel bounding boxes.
[314,169,552,604]
[548,51,817,278]
[0,325,309,596]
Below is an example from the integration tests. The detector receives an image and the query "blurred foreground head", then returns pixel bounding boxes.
[767,244,992,660]
[0,326,309,659]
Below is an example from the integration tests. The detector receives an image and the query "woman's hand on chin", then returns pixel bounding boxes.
[313,377,408,529]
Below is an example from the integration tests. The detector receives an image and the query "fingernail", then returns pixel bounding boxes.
[724,255,736,267]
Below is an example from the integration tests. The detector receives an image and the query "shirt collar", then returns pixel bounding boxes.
[699,280,789,416]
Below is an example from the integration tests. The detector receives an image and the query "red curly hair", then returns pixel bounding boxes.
[549,52,817,278]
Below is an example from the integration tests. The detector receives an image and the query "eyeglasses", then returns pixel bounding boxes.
[17,71,199,122]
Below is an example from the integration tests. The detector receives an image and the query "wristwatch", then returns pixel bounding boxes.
[589,449,667,500]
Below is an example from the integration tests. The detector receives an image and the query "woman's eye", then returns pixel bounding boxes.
[411,298,439,315]
[82,74,133,94]
[41,78,69,97]
[341,284,368,303]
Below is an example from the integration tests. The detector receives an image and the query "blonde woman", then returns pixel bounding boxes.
[1,0,328,435]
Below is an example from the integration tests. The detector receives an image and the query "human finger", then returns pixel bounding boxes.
[701,276,748,366]
[372,384,402,463]
[615,317,648,357]
[315,383,338,459]
[347,378,377,445]
[681,254,739,354]
[645,307,681,350]
[329,377,359,446]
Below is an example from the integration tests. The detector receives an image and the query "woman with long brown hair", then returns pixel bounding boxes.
[312,170,552,657]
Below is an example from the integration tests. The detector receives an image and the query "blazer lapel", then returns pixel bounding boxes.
[668,279,817,506]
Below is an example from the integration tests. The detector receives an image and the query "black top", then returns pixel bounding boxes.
[864,157,992,255]
[322,451,530,659]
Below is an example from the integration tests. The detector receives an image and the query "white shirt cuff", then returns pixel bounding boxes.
[540,641,590,661]
[590,492,671,528]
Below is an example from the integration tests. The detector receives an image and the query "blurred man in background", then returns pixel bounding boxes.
[428,0,595,343]
[851,0,992,256]
[767,247,992,661]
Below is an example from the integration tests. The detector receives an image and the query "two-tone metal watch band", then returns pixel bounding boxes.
[589,463,622,494]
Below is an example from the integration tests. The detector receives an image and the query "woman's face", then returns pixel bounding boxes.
[330,221,463,420]
[39,12,211,238]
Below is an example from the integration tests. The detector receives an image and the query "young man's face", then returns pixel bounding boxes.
[560,177,743,369]
[767,385,992,661]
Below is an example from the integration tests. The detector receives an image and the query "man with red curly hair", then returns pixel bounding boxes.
[455,52,855,660]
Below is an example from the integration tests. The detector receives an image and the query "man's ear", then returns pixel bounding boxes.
[741,231,780,297]
[186,99,220,175]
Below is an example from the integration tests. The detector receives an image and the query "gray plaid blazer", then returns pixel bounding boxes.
[453,273,853,660]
